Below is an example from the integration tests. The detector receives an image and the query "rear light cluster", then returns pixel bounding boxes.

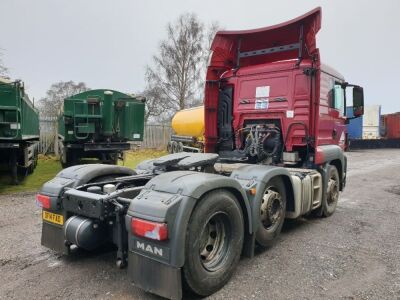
[36,194,51,209]
[131,217,168,241]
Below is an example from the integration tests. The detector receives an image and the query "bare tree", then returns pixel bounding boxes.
[0,48,9,77]
[39,81,90,118]
[144,13,220,123]
[142,84,173,122]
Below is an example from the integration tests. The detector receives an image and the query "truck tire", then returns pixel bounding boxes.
[177,142,184,153]
[172,141,179,153]
[62,149,78,168]
[255,177,286,247]
[61,148,70,168]
[322,165,339,217]
[167,141,173,153]
[10,151,18,185]
[27,163,34,174]
[105,153,118,165]
[183,190,244,297]
[28,147,38,174]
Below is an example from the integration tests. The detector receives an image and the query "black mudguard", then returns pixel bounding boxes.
[126,165,293,299]
[40,164,135,254]
[126,171,252,266]
[230,164,294,233]
[312,145,347,217]
[317,145,347,190]
[126,170,253,299]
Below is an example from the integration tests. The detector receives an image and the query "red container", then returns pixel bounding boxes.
[384,112,400,139]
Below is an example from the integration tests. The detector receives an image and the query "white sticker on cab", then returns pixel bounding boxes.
[255,99,269,110]
[255,86,270,109]
[256,86,270,98]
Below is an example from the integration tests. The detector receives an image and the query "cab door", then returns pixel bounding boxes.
[318,72,346,148]
[330,83,346,149]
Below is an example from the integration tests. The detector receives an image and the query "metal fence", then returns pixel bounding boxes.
[39,117,58,154]
[38,119,172,154]
[141,124,172,149]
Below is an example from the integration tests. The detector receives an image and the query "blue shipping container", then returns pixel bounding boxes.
[346,106,363,139]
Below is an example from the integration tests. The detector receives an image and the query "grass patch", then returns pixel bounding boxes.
[0,149,167,195]
[119,149,167,169]
[0,155,62,194]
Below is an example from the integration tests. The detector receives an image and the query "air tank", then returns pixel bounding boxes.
[64,216,106,250]
[103,90,114,136]
[171,106,204,138]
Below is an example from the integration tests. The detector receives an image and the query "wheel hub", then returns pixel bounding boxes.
[260,190,283,229]
[199,213,229,271]
[327,178,339,205]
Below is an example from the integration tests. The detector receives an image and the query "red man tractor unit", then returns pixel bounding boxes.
[37,8,364,299]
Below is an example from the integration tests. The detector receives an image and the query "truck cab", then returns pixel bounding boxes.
[204,8,363,167]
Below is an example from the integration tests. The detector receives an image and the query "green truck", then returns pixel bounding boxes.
[0,78,39,184]
[58,89,145,167]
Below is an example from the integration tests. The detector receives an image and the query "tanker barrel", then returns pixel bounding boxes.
[103,91,114,136]
[171,106,204,138]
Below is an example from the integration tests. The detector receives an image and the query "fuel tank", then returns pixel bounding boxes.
[171,106,204,138]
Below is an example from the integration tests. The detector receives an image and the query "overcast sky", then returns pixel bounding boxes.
[1,0,399,113]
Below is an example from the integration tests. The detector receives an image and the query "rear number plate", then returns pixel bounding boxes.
[42,211,64,225]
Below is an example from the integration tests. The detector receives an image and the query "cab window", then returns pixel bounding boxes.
[330,83,345,116]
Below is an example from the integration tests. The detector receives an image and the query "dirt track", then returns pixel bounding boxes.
[0,149,399,299]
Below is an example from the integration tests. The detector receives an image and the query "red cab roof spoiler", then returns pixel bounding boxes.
[209,7,321,73]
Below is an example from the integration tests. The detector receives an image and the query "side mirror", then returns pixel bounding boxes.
[352,86,364,117]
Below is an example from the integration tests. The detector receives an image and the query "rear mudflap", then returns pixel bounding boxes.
[41,222,69,255]
[128,251,182,300]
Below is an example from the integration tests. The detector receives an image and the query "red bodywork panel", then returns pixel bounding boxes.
[204,7,347,164]
[209,7,320,70]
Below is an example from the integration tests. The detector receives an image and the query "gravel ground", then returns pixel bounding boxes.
[0,149,399,299]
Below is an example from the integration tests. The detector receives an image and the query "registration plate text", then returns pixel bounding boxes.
[42,211,64,225]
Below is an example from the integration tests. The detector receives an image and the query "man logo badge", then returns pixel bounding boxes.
[136,241,163,257]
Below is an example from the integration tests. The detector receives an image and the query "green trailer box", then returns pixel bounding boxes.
[121,101,145,141]
[0,78,39,183]
[58,89,145,167]
[0,78,39,140]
